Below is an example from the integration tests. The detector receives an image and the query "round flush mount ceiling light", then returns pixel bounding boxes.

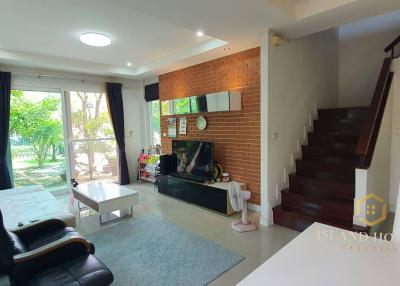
[196,31,204,37]
[224,47,231,51]
[126,62,132,67]
[80,33,111,47]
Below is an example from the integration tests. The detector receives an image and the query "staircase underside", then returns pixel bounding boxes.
[273,107,370,234]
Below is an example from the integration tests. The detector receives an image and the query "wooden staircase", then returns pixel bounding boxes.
[273,107,370,233]
[273,34,399,233]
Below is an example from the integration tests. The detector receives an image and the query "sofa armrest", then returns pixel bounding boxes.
[14,235,92,264]
[11,218,68,242]
[10,236,93,285]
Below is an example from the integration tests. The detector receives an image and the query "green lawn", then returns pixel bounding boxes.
[13,157,65,169]
[12,156,67,190]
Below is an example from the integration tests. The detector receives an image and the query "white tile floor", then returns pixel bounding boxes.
[0,182,299,286]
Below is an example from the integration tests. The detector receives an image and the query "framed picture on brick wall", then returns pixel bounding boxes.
[179,117,187,135]
[167,117,177,137]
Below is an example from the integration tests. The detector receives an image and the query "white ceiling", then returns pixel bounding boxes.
[0,0,399,80]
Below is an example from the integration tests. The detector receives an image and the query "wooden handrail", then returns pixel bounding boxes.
[355,57,394,169]
[384,34,400,54]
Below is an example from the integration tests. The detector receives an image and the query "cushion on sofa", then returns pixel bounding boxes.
[27,255,114,286]
[0,185,44,197]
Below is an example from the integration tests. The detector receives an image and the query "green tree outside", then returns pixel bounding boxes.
[9,90,63,168]
[70,92,115,180]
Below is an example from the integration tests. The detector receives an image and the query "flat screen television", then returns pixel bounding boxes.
[172,140,214,179]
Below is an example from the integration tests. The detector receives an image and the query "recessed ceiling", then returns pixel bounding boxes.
[0,0,399,80]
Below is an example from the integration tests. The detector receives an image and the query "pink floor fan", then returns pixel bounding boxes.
[228,181,257,232]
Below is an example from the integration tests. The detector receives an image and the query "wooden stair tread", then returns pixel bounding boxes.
[288,174,354,201]
[273,205,369,233]
[295,159,355,183]
[318,107,369,121]
[302,144,356,161]
[281,189,353,222]
[308,132,360,146]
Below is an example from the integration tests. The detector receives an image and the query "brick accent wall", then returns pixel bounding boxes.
[159,47,261,204]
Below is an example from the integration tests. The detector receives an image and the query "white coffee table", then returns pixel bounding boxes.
[72,181,139,224]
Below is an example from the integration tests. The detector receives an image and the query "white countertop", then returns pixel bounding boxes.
[238,223,399,286]
[76,181,138,203]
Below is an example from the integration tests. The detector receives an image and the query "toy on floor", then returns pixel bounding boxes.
[228,181,257,232]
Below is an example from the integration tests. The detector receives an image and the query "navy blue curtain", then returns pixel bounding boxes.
[0,72,12,190]
[105,82,130,185]
[144,83,159,102]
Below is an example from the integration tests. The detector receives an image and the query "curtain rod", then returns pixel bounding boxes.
[10,71,109,83]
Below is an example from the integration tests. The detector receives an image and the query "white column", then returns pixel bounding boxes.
[260,30,272,226]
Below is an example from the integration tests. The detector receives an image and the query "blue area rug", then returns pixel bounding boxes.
[86,215,245,286]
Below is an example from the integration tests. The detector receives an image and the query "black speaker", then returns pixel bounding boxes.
[160,154,177,175]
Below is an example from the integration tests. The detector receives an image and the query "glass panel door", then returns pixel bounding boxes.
[66,91,118,183]
[9,90,67,191]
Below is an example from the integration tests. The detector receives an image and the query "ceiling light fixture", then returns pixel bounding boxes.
[80,33,111,47]
[196,31,204,37]
[126,62,132,67]
[224,47,231,51]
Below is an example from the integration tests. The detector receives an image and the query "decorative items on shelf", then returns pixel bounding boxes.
[138,147,160,183]
[144,145,161,155]
[212,162,230,183]
[222,172,230,182]
[213,163,223,181]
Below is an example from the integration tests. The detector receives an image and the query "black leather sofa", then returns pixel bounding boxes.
[0,209,114,286]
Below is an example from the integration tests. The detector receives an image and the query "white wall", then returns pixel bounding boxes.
[390,59,400,211]
[1,65,145,183]
[338,10,400,107]
[267,28,339,210]
[354,81,393,230]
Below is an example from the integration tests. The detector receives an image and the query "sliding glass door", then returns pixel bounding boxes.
[8,88,118,191]
[9,90,67,191]
[66,91,118,183]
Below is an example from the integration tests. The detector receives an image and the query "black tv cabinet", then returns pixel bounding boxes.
[158,175,246,215]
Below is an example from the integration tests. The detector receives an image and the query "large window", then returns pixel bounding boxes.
[150,100,161,145]
[7,85,119,192]
[9,90,67,190]
[67,91,118,183]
